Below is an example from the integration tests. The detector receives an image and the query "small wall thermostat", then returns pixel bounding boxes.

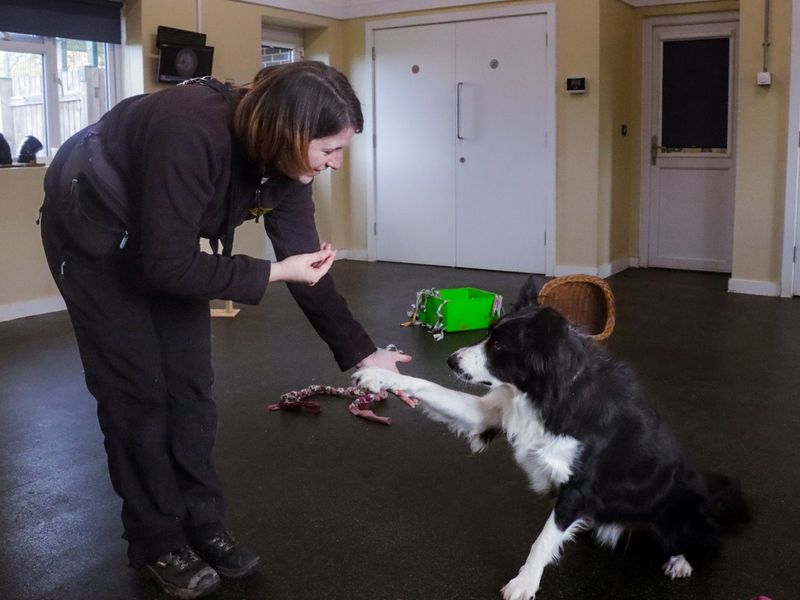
[567,77,587,94]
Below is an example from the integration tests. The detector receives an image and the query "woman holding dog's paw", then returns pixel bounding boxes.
[39,61,409,599]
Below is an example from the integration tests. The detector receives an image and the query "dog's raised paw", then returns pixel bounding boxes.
[501,576,538,600]
[662,554,693,579]
[352,367,397,394]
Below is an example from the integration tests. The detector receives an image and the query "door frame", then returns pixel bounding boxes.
[781,0,800,296]
[638,11,739,269]
[364,3,557,275]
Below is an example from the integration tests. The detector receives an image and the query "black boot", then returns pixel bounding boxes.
[194,530,261,579]
[140,546,221,599]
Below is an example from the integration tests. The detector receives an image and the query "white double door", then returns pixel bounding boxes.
[374,14,549,273]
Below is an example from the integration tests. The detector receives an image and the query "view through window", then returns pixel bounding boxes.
[0,34,115,160]
[261,45,296,68]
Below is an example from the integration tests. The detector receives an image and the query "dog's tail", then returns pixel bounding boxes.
[703,472,750,532]
[658,471,749,566]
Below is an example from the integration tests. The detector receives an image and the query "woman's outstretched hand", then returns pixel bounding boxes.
[269,243,336,286]
[356,348,417,407]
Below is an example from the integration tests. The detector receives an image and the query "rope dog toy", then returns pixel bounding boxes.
[269,385,392,425]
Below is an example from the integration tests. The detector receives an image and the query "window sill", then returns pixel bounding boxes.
[0,163,47,170]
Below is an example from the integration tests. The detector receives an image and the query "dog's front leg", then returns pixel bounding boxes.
[353,368,496,442]
[501,511,585,600]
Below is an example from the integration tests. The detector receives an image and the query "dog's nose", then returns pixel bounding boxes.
[447,353,460,371]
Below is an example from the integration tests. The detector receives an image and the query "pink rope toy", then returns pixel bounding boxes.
[269,385,393,425]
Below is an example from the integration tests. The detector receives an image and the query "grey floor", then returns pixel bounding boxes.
[1,261,798,600]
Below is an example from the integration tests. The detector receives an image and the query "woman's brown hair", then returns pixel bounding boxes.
[233,61,363,179]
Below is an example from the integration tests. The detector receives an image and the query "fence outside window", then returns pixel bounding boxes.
[0,35,115,161]
[261,45,298,68]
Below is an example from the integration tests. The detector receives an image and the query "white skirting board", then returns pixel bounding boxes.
[727,278,781,297]
[334,249,368,261]
[554,257,633,279]
[0,295,66,323]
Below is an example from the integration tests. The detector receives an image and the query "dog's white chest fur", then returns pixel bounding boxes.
[351,368,582,497]
[503,389,581,494]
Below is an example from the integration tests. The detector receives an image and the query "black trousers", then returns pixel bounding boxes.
[41,206,226,568]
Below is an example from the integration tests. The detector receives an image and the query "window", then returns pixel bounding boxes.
[261,44,297,67]
[661,38,730,151]
[261,24,304,69]
[0,32,118,160]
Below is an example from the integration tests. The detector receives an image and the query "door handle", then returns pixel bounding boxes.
[650,136,668,165]
[457,82,464,140]
[456,82,475,140]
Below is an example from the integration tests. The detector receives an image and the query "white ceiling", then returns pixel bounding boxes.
[242,0,718,21]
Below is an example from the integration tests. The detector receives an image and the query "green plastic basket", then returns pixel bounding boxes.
[415,287,502,333]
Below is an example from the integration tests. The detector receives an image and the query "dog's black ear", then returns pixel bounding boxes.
[521,307,569,380]
[513,275,541,311]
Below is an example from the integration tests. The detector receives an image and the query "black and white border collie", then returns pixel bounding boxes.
[353,277,748,600]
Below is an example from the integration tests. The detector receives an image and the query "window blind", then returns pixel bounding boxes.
[0,0,123,44]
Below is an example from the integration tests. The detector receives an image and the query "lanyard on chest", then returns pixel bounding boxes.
[248,179,273,222]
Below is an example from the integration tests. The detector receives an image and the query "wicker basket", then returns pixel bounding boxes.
[536,274,616,342]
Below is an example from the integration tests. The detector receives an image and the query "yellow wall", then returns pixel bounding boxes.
[121,0,145,97]
[556,0,602,269]
[732,0,791,285]
[1,0,797,320]
[599,0,634,269]
[0,167,61,316]
[340,18,371,251]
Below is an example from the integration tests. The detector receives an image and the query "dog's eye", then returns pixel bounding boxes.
[492,340,504,352]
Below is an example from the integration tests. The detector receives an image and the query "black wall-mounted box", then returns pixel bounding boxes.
[157,43,214,83]
[156,26,206,48]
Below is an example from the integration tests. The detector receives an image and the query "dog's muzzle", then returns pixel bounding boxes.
[447,353,471,381]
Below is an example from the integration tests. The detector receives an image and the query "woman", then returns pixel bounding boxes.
[40,61,410,599]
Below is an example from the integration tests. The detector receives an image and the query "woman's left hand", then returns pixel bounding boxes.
[357,348,412,372]
[356,348,417,407]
